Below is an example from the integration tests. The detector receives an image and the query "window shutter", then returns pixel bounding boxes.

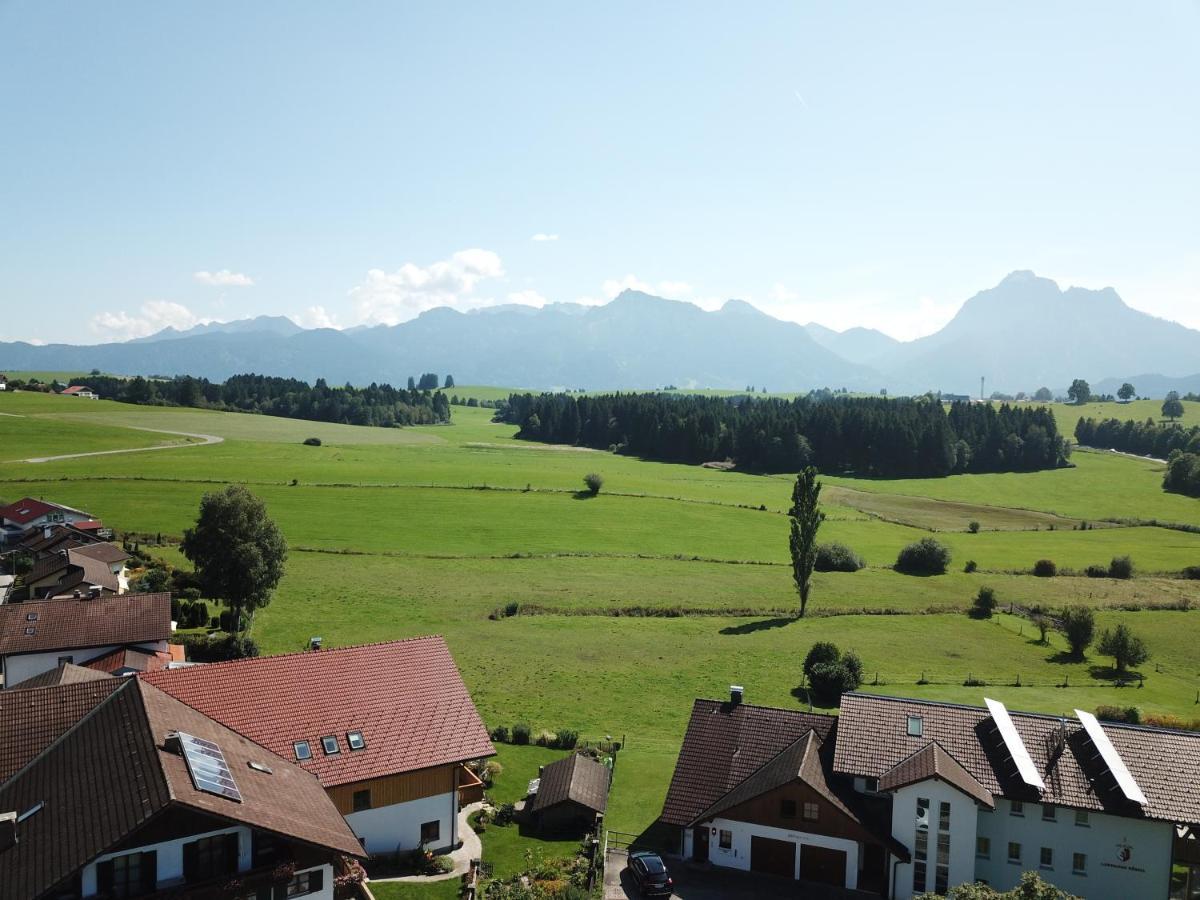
[308,869,324,893]
[182,841,198,882]
[224,832,240,873]
[140,851,157,893]
[96,859,115,895]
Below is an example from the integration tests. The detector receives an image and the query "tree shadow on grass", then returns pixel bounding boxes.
[572,491,598,500]
[789,685,839,712]
[1048,650,1084,665]
[1087,664,1143,685]
[719,616,795,636]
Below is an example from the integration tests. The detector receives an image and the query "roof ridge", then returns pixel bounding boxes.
[694,697,838,718]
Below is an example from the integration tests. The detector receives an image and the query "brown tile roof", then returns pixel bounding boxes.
[143,636,495,787]
[878,741,994,809]
[26,553,71,584]
[0,593,171,656]
[6,662,112,692]
[660,699,836,827]
[19,525,102,556]
[0,680,363,900]
[68,542,130,565]
[835,693,1200,825]
[0,679,123,782]
[82,646,169,675]
[528,753,611,815]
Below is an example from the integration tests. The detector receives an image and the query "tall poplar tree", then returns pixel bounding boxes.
[789,466,824,618]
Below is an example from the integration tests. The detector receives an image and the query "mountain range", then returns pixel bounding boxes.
[3,271,1199,396]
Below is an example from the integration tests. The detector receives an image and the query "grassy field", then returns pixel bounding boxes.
[1,389,1199,844]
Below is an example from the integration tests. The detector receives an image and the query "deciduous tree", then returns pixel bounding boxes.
[789,467,824,617]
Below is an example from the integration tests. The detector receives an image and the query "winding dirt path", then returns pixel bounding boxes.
[21,426,224,463]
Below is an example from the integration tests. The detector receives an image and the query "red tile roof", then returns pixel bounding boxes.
[0,593,172,656]
[143,636,494,787]
[0,498,59,526]
[60,385,92,395]
[835,693,1200,825]
[660,698,836,827]
[82,645,169,675]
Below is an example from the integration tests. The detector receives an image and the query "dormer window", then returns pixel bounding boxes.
[907,715,924,736]
[321,735,340,755]
[347,731,365,751]
[293,740,312,761]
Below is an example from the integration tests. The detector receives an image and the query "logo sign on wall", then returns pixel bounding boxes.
[1101,838,1145,874]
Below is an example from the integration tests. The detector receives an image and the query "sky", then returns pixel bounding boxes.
[1,1,1198,345]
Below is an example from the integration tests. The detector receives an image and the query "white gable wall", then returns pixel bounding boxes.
[889,780,979,900]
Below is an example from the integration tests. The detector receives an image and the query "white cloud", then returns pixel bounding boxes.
[506,290,550,307]
[348,249,506,326]
[90,300,209,341]
[194,269,254,287]
[531,233,559,242]
[295,305,342,329]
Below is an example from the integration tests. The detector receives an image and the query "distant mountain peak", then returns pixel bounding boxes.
[718,298,759,315]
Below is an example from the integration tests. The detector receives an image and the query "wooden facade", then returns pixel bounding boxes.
[325,763,457,815]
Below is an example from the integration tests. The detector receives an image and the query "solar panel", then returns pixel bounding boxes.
[1074,709,1147,805]
[985,697,1045,790]
[178,731,243,803]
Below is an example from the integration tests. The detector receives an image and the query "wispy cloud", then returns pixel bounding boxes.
[91,300,210,341]
[348,249,506,326]
[507,289,550,307]
[531,233,559,242]
[295,305,341,329]
[194,269,254,287]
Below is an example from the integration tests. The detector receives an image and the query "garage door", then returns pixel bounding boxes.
[799,844,847,887]
[750,836,796,879]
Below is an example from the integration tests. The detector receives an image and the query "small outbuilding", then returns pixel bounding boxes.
[526,752,611,833]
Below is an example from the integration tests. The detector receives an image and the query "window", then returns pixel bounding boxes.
[780,798,796,819]
[96,851,156,898]
[1072,853,1087,875]
[347,730,366,750]
[353,790,371,812]
[284,869,325,897]
[914,798,930,893]
[802,802,819,821]
[907,715,924,736]
[1007,842,1022,864]
[1010,800,1024,817]
[1074,809,1090,827]
[1040,847,1053,869]
[293,741,312,761]
[935,832,950,893]
[976,836,991,859]
[1042,803,1056,821]
[938,801,951,832]
[321,735,340,755]
[183,833,239,883]
[420,820,441,846]
[718,829,732,850]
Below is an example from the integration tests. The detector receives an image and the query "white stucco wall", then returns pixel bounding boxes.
[702,816,860,887]
[345,790,457,855]
[974,798,1173,900]
[2,639,167,686]
[889,780,979,900]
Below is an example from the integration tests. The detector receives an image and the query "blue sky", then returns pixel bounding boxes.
[2,1,1198,344]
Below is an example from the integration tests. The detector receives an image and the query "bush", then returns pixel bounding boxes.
[217,609,249,633]
[179,633,260,662]
[493,803,517,826]
[178,586,201,601]
[1032,559,1057,578]
[303,437,322,446]
[895,538,951,575]
[1108,556,1135,579]
[964,560,978,574]
[429,856,453,874]
[1096,705,1140,725]
[808,660,862,704]
[534,729,556,747]
[814,542,865,572]
[1183,566,1200,580]
[511,722,532,745]
[968,520,981,534]
[971,587,997,619]
[1098,623,1149,674]
[490,725,510,743]
[583,472,604,495]
[554,728,579,749]
[1085,564,1109,578]
[803,642,841,680]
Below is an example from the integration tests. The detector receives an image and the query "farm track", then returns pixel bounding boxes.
[21,426,223,463]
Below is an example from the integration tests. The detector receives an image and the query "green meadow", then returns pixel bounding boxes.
[2,389,1199,843]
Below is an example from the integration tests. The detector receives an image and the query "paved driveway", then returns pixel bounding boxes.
[603,851,874,900]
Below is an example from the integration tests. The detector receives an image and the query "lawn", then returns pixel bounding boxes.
[2,390,1199,849]
[369,882,459,900]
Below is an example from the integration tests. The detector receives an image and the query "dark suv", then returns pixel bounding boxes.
[627,850,673,897]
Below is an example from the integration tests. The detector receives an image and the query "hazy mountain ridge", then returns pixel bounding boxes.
[2,272,1198,395]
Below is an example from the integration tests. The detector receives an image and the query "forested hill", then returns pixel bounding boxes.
[499,392,1069,477]
[75,373,451,428]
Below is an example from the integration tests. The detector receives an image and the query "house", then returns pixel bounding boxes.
[0,677,364,900]
[143,636,495,855]
[524,752,611,833]
[60,384,98,399]
[20,543,130,600]
[0,498,95,546]
[660,689,1200,899]
[15,523,107,558]
[0,374,6,391]
[0,592,173,687]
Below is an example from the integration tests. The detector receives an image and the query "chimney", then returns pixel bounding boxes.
[0,811,15,852]
[89,586,101,599]
[730,685,744,706]
[309,636,322,651]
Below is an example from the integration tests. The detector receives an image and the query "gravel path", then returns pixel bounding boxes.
[21,426,224,463]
